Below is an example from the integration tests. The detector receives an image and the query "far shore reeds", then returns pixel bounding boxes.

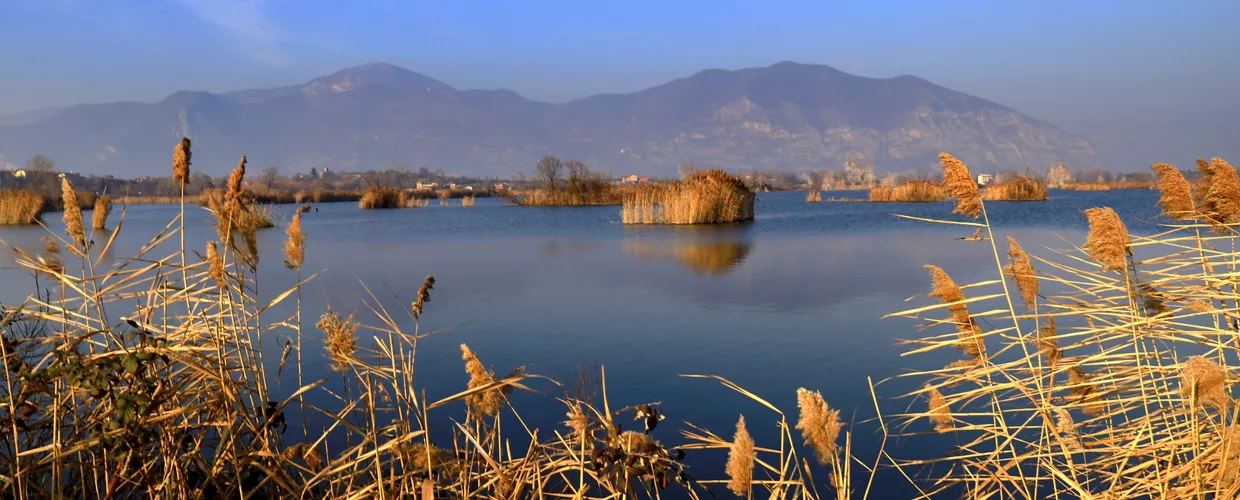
[0,188,47,225]
[980,175,1048,201]
[869,180,946,202]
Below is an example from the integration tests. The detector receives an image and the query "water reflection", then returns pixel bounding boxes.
[623,239,753,275]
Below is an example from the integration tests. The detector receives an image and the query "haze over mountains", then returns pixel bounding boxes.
[0,61,1101,177]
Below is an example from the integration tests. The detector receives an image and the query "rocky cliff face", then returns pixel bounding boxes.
[0,62,1100,176]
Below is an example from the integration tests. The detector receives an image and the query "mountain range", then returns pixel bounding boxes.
[0,61,1101,177]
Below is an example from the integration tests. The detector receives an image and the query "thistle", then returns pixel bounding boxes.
[928,387,953,432]
[318,310,358,373]
[925,265,985,360]
[1004,237,1038,309]
[1151,163,1194,219]
[1179,356,1228,408]
[939,152,982,219]
[283,211,305,270]
[796,388,843,465]
[173,137,191,187]
[61,177,86,252]
[461,344,501,417]
[725,415,754,496]
[1083,207,1130,272]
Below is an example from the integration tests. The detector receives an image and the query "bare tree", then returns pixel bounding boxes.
[26,154,57,197]
[677,161,698,180]
[260,166,279,190]
[1046,161,1073,188]
[565,160,587,195]
[535,155,563,190]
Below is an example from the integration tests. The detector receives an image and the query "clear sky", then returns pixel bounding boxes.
[2,0,1237,170]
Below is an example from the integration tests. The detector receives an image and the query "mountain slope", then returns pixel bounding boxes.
[0,62,1100,176]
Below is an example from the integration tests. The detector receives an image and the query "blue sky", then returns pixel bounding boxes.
[2,0,1237,168]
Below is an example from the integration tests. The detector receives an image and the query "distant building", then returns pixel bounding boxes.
[976,173,995,186]
[447,183,458,190]
[493,183,507,191]
[621,174,639,184]
[13,169,26,178]
[416,182,438,191]
[638,176,650,183]
[462,185,474,191]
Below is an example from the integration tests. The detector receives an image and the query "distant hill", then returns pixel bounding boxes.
[0,61,1100,177]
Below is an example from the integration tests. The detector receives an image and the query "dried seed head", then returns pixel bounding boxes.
[1039,316,1062,369]
[283,211,305,270]
[91,195,111,230]
[928,387,953,432]
[726,415,755,496]
[1068,366,1104,415]
[61,177,86,252]
[412,275,435,319]
[1083,207,1130,272]
[173,137,192,187]
[796,388,843,465]
[41,236,63,274]
[227,156,247,202]
[1179,356,1229,409]
[1005,237,1038,309]
[565,403,591,445]
[1151,163,1194,219]
[1054,407,1079,450]
[318,310,358,373]
[925,265,986,360]
[939,153,982,219]
[206,241,225,287]
[1203,158,1240,228]
[461,344,501,417]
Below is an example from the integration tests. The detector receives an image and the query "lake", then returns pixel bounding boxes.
[0,189,1164,497]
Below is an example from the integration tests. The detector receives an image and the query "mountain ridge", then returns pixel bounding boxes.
[0,61,1101,176]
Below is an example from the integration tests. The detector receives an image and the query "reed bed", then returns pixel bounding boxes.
[621,170,754,224]
[869,180,947,202]
[979,175,1048,200]
[511,187,624,206]
[806,191,822,203]
[461,195,476,207]
[114,194,203,204]
[1063,181,1155,191]
[358,187,414,209]
[294,189,362,204]
[0,188,46,225]
[91,195,111,229]
[876,153,1240,498]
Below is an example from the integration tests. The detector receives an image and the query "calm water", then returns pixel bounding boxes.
[0,189,1163,496]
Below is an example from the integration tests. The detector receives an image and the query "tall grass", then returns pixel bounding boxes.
[358,187,429,209]
[622,170,755,224]
[806,191,822,203]
[461,195,476,207]
[294,189,362,204]
[511,187,624,206]
[1063,180,1155,191]
[869,180,946,202]
[0,188,46,225]
[979,175,1048,200]
[91,195,112,229]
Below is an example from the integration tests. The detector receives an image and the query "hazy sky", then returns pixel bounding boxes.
[2,0,1237,170]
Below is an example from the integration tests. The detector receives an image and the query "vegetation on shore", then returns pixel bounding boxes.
[869,180,947,202]
[0,188,47,225]
[622,169,755,224]
[979,175,1048,200]
[511,155,623,206]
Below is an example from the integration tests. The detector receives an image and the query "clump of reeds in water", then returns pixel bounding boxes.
[461,195,476,207]
[358,187,424,209]
[980,175,1048,201]
[294,189,362,204]
[0,188,46,225]
[806,191,822,203]
[869,180,946,202]
[621,169,754,224]
[91,195,112,229]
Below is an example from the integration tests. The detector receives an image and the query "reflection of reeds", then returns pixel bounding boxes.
[621,170,754,224]
[869,181,946,202]
[622,239,752,275]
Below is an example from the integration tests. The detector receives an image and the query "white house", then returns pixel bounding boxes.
[976,173,995,186]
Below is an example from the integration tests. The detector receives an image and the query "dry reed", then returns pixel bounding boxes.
[1152,163,1194,219]
[358,188,421,209]
[173,137,191,187]
[980,175,1048,201]
[1004,237,1038,309]
[283,210,305,269]
[1179,356,1229,408]
[796,388,843,465]
[1203,158,1240,227]
[725,415,755,496]
[0,188,46,225]
[621,170,754,224]
[939,153,982,218]
[927,386,953,432]
[461,195,476,207]
[60,177,86,251]
[462,344,502,418]
[806,191,822,203]
[91,195,112,230]
[318,310,358,373]
[1083,207,1130,272]
[925,265,985,360]
[869,181,946,202]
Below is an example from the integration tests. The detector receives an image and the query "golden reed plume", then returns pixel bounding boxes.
[41,236,62,274]
[726,415,755,496]
[206,241,225,287]
[60,177,86,252]
[173,137,191,187]
[283,211,305,270]
[1083,207,1130,272]
[91,195,111,230]
[796,388,843,465]
[1151,163,1194,219]
[461,344,501,417]
[939,153,982,219]
[227,156,247,202]
[1179,356,1229,408]
[1039,316,1062,369]
[1004,237,1038,309]
[928,387,953,432]
[1203,158,1240,229]
[318,310,359,373]
[925,265,986,360]
[413,276,435,319]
